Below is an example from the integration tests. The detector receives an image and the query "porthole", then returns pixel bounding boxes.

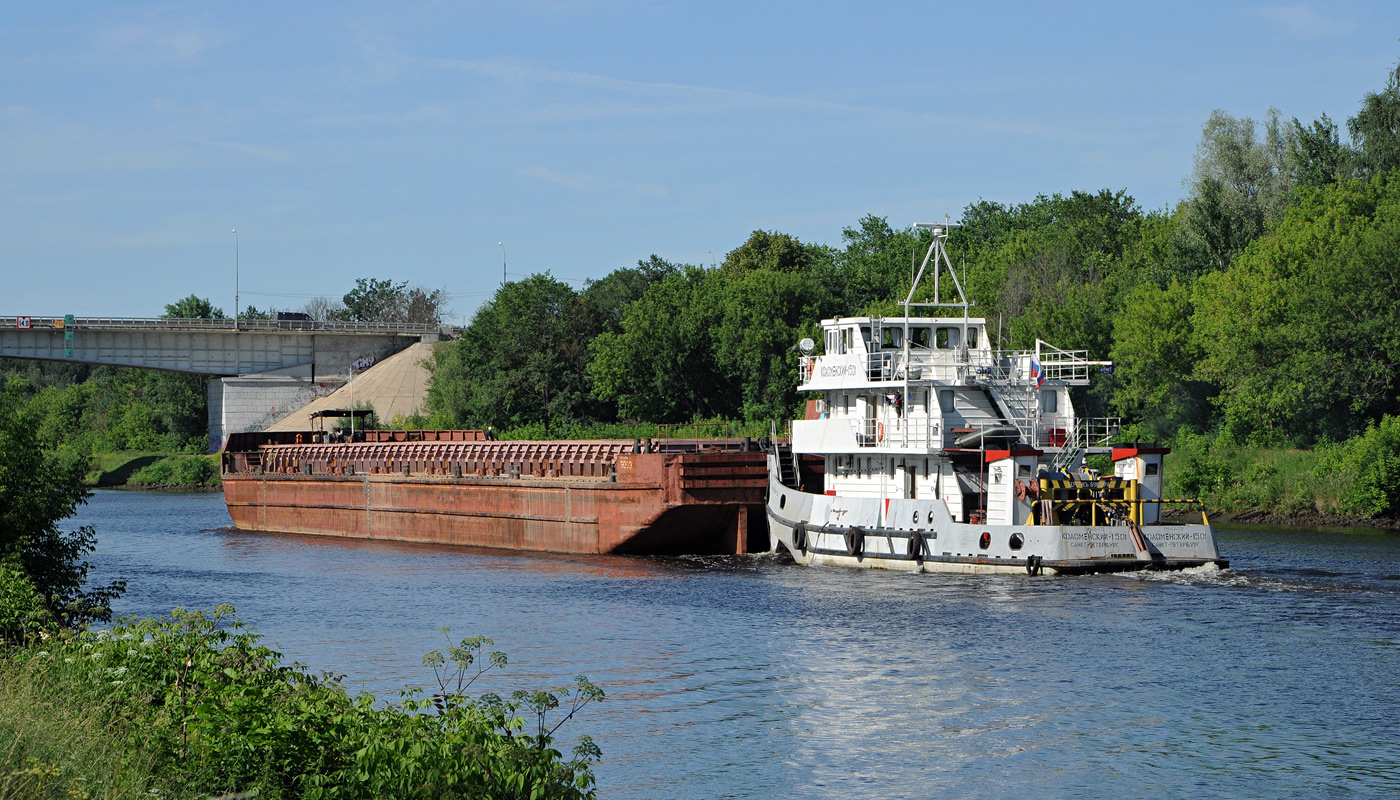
[1009,532,1024,551]
[779,493,786,509]
[912,510,919,524]
[978,531,991,550]
[926,510,935,524]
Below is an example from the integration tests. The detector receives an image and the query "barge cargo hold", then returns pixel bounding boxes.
[221,430,775,555]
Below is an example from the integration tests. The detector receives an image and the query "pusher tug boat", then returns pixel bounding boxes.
[764,221,1227,575]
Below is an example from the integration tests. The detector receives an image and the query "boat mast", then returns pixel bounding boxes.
[905,220,966,449]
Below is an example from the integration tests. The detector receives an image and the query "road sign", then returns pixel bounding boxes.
[16,316,30,329]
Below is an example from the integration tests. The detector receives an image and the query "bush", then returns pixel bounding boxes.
[1315,415,1400,518]
[0,562,52,645]
[3,607,603,800]
[127,455,219,488]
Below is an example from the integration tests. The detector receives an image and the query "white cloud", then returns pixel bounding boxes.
[186,139,291,163]
[519,166,666,197]
[1254,4,1355,39]
[95,24,216,62]
[434,57,1102,144]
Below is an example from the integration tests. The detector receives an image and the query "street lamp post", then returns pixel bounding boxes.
[232,229,240,329]
[498,241,506,287]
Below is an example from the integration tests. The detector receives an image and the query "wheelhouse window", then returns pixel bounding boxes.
[1040,390,1058,413]
[967,327,979,348]
[935,327,960,349]
[881,327,902,348]
[909,327,931,348]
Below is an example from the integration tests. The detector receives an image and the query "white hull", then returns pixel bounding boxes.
[765,456,1226,576]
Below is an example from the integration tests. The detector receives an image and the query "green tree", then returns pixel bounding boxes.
[1181,109,1296,272]
[429,274,591,429]
[1348,60,1400,179]
[335,278,448,323]
[163,295,225,319]
[1192,175,1400,443]
[338,278,408,322]
[1291,113,1356,187]
[830,215,930,314]
[588,268,733,422]
[577,256,680,334]
[0,382,124,635]
[717,269,828,420]
[1109,279,1211,435]
[720,230,810,276]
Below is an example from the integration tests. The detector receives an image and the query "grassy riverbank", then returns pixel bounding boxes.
[85,452,220,490]
[0,609,602,800]
[1161,420,1400,528]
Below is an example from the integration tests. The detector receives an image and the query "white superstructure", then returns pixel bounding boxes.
[765,222,1226,575]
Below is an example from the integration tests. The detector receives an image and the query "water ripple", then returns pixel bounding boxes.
[76,493,1400,800]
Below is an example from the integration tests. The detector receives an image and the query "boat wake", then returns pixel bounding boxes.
[1120,561,1400,598]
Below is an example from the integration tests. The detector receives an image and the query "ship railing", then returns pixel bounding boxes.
[1035,339,1112,384]
[798,350,1006,386]
[853,417,940,449]
[1034,486,1209,528]
[656,421,765,452]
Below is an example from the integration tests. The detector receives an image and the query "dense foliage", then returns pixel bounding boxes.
[1,608,602,799]
[419,56,1400,520]
[0,384,125,643]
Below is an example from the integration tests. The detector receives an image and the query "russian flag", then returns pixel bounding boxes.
[1030,359,1045,389]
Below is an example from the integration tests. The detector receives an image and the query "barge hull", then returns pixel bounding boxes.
[222,440,770,555]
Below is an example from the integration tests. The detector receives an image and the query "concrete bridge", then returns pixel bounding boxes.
[0,315,451,450]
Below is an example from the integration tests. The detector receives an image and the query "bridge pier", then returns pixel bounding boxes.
[207,370,344,452]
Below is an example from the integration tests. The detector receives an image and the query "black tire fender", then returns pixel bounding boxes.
[908,531,924,561]
[844,526,864,557]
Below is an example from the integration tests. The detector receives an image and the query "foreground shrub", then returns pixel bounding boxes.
[2,607,602,799]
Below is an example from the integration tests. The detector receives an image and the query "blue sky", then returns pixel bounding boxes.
[2,1,1397,321]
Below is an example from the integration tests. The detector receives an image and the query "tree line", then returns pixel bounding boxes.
[427,57,1400,458]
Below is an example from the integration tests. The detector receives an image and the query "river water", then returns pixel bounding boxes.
[76,490,1398,799]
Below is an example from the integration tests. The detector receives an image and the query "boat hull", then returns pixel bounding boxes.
[765,459,1227,575]
[222,447,770,555]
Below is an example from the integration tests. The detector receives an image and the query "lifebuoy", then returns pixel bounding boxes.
[908,531,924,561]
[876,422,885,442]
[844,526,864,556]
[792,522,807,553]
[803,360,814,381]
[295,433,303,444]
[1015,480,1028,501]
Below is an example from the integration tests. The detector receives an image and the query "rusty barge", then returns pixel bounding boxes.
[221,429,777,555]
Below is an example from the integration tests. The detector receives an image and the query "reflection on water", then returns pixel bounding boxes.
[77,491,1400,799]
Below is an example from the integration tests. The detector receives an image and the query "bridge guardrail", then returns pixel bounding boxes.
[0,316,456,335]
